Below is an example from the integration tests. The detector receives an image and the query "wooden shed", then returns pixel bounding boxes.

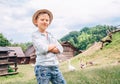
[8,47,30,64]
[0,47,18,76]
[57,41,80,62]
[24,45,36,64]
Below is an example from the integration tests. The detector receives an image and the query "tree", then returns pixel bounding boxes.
[11,42,32,52]
[0,33,11,46]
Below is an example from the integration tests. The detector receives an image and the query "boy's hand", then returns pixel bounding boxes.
[51,47,59,54]
[48,44,56,51]
[48,44,59,54]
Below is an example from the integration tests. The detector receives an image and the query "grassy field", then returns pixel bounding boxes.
[0,64,120,84]
[63,64,120,84]
[0,32,120,84]
[0,64,36,84]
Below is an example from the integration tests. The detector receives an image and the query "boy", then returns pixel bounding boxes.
[32,9,66,84]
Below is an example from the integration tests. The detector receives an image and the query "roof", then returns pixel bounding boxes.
[8,47,25,57]
[61,41,78,50]
[0,47,10,52]
[61,41,83,53]
[24,44,35,56]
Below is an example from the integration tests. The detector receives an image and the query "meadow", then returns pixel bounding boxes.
[0,64,36,84]
[0,64,120,84]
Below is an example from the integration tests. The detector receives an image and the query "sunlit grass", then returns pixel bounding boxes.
[63,65,120,84]
[0,64,37,84]
[0,64,120,84]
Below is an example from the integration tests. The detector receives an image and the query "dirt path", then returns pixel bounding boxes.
[80,42,102,56]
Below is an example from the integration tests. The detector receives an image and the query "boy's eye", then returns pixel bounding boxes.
[46,19,49,22]
[41,19,44,21]
[40,19,49,22]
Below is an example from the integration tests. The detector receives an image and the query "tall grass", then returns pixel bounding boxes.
[63,65,120,84]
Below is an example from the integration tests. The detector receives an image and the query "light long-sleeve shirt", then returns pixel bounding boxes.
[32,30,63,66]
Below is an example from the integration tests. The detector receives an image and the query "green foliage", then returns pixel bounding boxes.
[8,65,14,73]
[0,33,11,46]
[0,33,32,51]
[60,25,116,50]
[11,42,32,52]
[104,32,120,49]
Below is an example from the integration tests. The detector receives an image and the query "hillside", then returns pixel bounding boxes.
[59,31,120,84]
[60,31,120,72]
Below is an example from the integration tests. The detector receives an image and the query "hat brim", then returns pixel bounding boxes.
[32,9,53,26]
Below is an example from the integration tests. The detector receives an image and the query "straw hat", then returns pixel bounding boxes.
[32,9,53,26]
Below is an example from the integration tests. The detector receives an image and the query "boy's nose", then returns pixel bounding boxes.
[43,20,47,23]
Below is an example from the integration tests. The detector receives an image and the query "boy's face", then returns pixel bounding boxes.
[35,13,50,32]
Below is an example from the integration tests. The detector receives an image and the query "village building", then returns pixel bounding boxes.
[0,47,18,76]
[24,45,36,64]
[57,41,81,62]
[8,47,30,64]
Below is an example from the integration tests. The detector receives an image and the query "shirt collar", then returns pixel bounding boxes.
[37,30,50,36]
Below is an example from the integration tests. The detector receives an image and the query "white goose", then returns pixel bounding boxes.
[31,63,35,67]
[67,59,76,71]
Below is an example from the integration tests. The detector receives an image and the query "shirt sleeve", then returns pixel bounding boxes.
[49,33,63,54]
[52,36,63,53]
[56,40,63,54]
[32,33,48,54]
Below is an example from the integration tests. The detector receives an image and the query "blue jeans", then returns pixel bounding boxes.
[34,65,66,84]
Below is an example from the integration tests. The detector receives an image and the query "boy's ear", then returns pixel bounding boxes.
[34,20,38,26]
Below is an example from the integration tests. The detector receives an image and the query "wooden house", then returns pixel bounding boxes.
[57,41,80,62]
[0,47,18,76]
[25,41,80,63]
[8,47,30,64]
[24,45,36,64]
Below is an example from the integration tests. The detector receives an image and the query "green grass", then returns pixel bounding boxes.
[0,64,120,84]
[0,64,37,84]
[63,65,120,84]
